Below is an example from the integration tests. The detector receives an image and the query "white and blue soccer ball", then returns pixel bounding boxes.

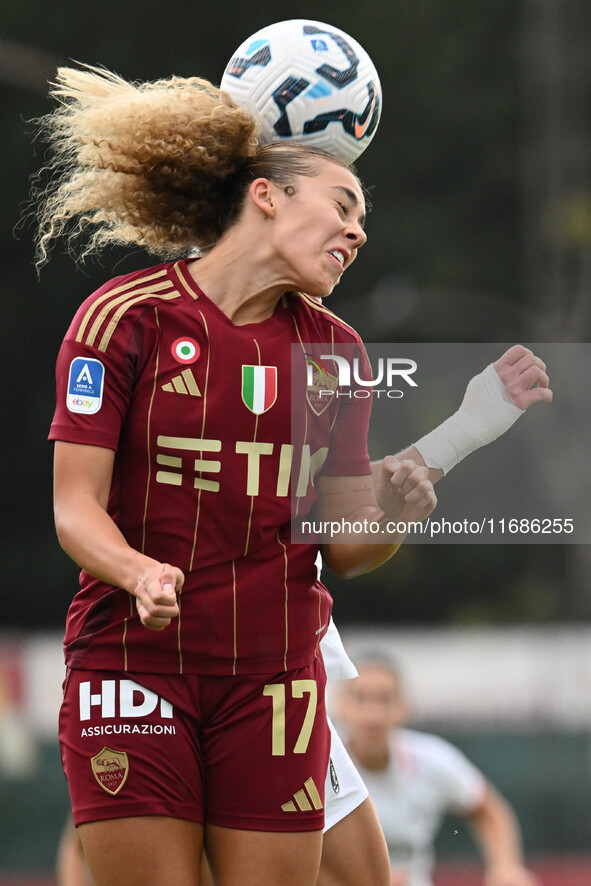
[221,19,382,165]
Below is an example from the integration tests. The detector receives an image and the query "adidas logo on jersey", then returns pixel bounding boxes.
[281,777,323,813]
[162,368,201,396]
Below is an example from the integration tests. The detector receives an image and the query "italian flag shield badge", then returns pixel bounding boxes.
[241,365,278,415]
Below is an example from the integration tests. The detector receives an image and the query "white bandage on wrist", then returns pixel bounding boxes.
[413,364,525,474]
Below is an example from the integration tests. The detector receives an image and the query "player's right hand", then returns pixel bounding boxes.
[492,345,552,409]
[375,456,437,524]
[133,563,183,631]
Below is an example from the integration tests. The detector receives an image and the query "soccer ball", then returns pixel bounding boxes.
[220,19,382,165]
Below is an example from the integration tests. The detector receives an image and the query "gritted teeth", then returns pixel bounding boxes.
[329,250,345,266]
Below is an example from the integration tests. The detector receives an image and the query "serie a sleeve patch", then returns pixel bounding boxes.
[66,356,105,415]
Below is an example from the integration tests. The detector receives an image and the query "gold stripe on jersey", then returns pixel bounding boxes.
[243,463,257,555]
[277,533,289,671]
[316,585,323,663]
[75,269,171,344]
[292,312,341,443]
[137,307,184,674]
[291,313,339,649]
[232,559,238,676]
[242,338,262,558]
[122,616,128,672]
[172,260,200,300]
[177,585,183,676]
[295,291,361,339]
[122,594,134,672]
[294,291,369,417]
[142,308,163,555]
[188,310,211,573]
[288,317,310,519]
[322,323,340,437]
[97,289,180,353]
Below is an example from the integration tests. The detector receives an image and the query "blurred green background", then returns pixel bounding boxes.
[1,0,590,881]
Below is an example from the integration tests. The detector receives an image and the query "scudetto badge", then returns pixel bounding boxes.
[91,747,129,795]
[241,365,277,415]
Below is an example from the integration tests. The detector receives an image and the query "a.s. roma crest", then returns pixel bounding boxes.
[91,747,129,796]
[306,366,338,416]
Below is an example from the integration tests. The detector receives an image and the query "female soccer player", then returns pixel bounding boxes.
[331,654,539,886]
[35,67,436,886]
[53,345,551,886]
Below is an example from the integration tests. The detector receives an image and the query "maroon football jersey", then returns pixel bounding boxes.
[50,259,371,675]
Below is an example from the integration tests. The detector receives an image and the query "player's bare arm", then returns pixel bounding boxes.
[468,784,540,886]
[53,441,182,630]
[318,344,551,579]
[377,345,553,483]
[316,462,437,579]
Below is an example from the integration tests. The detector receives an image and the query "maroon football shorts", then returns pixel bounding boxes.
[59,658,329,832]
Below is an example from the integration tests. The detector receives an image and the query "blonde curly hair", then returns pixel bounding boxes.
[31,64,358,268]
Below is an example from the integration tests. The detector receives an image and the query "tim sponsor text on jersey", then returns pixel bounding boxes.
[155,435,330,498]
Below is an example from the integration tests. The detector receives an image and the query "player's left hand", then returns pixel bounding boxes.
[493,345,553,410]
[373,456,437,524]
[134,562,183,631]
[484,863,541,886]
